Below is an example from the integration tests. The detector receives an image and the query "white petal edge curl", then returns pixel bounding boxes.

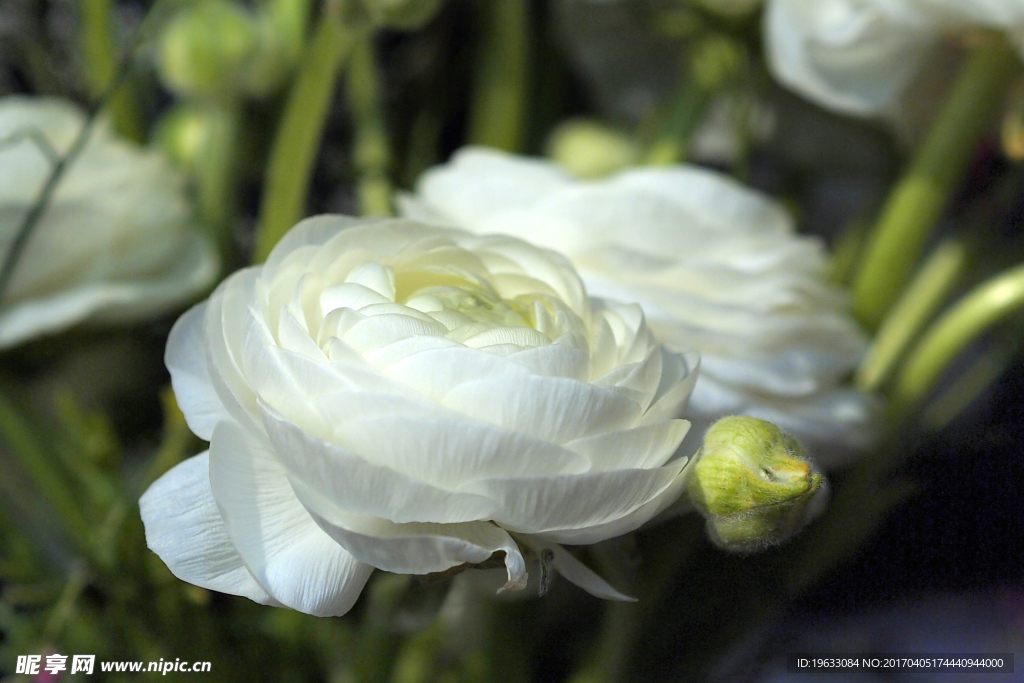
[165,301,229,441]
[207,421,374,617]
[139,451,278,605]
[517,537,635,602]
[290,479,528,592]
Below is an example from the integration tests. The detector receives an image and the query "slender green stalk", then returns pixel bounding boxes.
[80,0,144,141]
[347,36,393,216]
[919,330,1022,431]
[892,262,1024,411]
[468,0,530,152]
[856,238,967,392]
[0,114,99,306]
[647,35,743,165]
[852,35,1019,329]
[828,218,868,285]
[646,75,715,165]
[253,13,357,262]
[195,105,241,260]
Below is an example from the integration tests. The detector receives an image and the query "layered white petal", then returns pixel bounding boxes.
[469,457,689,534]
[259,400,500,524]
[208,421,374,617]
[139,452,277,605]
[292,480,527,591]
[165,302,227,441]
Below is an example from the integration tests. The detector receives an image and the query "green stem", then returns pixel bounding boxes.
[892,262,1024,411]
[647,36,743,165]
[852,34,1019,329]
[253,12,357,263]
[856,238,967,392]
[468,0,530,152]
[80,0,144,141]
[646,76,714,165]
[918,326,1023,431]
[347,36,393,216]
[828,218,868,285]
[195,104,241,261]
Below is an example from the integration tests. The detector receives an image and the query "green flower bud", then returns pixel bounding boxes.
[359,0,446,30]
[158,0,301,100]
[687,416,825,553]
[546,119,640,179]
[155,104,213,172]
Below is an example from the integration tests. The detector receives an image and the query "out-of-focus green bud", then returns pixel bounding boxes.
[690,35,746,90]
[687,416,826,553]
[158,0,302,100]
[159,1,259,99]
[546,119,640,179]
[359,0,446,30]
[155,104,213,172]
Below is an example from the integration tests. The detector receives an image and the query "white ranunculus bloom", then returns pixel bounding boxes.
[401,147,876,467]
[140,216,699,616]
[0,97,218,349]
[764,0,1024,117]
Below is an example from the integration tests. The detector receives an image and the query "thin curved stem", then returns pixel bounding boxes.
[80,0,144,141]
[892,262,1024,411]
[856,238,967,392]
[253,12,357,262]
[852,34,1019,329]
[0,116,100,306]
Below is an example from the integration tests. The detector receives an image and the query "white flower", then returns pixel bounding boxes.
[764,0,1024,117]
[401,147,875,466]
[0,97,219,349]
[140,216,699,616]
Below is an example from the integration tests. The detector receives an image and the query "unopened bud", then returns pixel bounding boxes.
[155,104,212,171]
[158,1,298,100]
[359,0,446,30]
[547,119,640,179]
[687,416,825,553]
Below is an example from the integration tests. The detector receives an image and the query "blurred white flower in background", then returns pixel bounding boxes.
[0,97,219,349]
[141,216,699,616]
[402,147,876,467]
[764,0,1024,117]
